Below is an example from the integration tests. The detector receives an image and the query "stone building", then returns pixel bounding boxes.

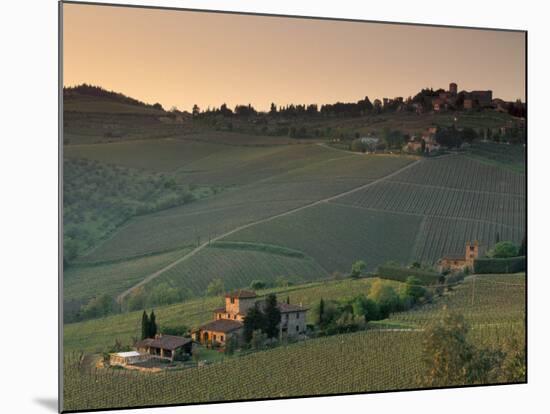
[109,351,149,366]
[437,241,480,273]
[134,334,193,362]
[193,289,308,347]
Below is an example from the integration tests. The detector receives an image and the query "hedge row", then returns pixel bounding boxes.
[376,265,441,285]
[473,256,526,274]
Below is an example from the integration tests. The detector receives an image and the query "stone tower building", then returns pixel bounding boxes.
[449,82,458,96]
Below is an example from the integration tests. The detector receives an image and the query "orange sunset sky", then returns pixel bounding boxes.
[63,2,526,112]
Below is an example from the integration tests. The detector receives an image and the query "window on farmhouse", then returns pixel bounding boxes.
[296,325,299,332]
[296,313,299,319]
[213,334,216,340]
[221,335,224,341]
[230,297,235,304]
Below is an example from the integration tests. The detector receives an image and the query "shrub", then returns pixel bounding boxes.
[474,256,526,274]
[377,264,441,285]
[249,280,267,290]
[490,241,519,258]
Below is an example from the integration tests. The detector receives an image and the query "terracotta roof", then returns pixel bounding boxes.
[225,289,256,299]
[134,335,191,351]
[198,319,243,333]
[277,302,308,313]
[255,300,308,313]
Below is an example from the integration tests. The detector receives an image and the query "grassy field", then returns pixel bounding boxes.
[63,274,524,411]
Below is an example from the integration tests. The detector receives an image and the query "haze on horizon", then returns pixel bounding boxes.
[63,3,526,112]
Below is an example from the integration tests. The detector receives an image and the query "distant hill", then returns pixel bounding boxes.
[63,84,167,115]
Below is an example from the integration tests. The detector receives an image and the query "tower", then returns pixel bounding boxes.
[449,82,458,96]
[465,241,479,265]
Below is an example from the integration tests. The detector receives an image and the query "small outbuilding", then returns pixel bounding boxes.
[109,351,149,366]
[134,334,193,362]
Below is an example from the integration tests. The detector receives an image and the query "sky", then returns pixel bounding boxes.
[63,3,526,112]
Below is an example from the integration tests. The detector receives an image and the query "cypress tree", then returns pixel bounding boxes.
[318,298,325,328]
[264,294,281,339]
[149,310,158,338]
[243,303,264,343]
[141,310,149,340]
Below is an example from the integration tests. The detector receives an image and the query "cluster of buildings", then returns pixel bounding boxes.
[110,290,308,367]
[193,290,308,346]
[431,82,493,112]
[376,82,496,114]
[404,126,441,154]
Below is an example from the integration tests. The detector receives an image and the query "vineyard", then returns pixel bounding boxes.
[411,216,524,263]
[386,155,525,195]
[150,243,329,297]
[78,152,412,263]
[465,141,526,173]
[62,274,525,411]
[225,203,422,272]
[64,248,190,304]
[336,180,525,228]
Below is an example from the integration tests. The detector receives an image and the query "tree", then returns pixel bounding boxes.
[251,330,267,350]
[368,280,400,318]
[263,294,281,339]
[148,283,181,306]
[141,311,150,340]
[435,127,462,148]
[350,139,366,153]
[492,241,519,258]
[80,294,115,319]
[243,303,264,343]
[351,260,367,278]
[149,310,158,338]
[192,104,200,117]
[225,335,238,355]
[419,310,503,387]
[206,278,224,296]
[249,280,266,290]
[461,127,478,143]
[126,286,147,311]
[383,128,405,149]
[316,298,325,327]
[405,276,427,303]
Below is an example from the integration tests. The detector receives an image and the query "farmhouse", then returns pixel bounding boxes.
[437,241,480,272]
[193,289,308,347]
[404,128,440,153]
[134,334,192,362]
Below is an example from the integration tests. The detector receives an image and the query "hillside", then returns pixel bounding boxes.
[63,273,525,411]
[62,86,525,321]
[63,84,167,115]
